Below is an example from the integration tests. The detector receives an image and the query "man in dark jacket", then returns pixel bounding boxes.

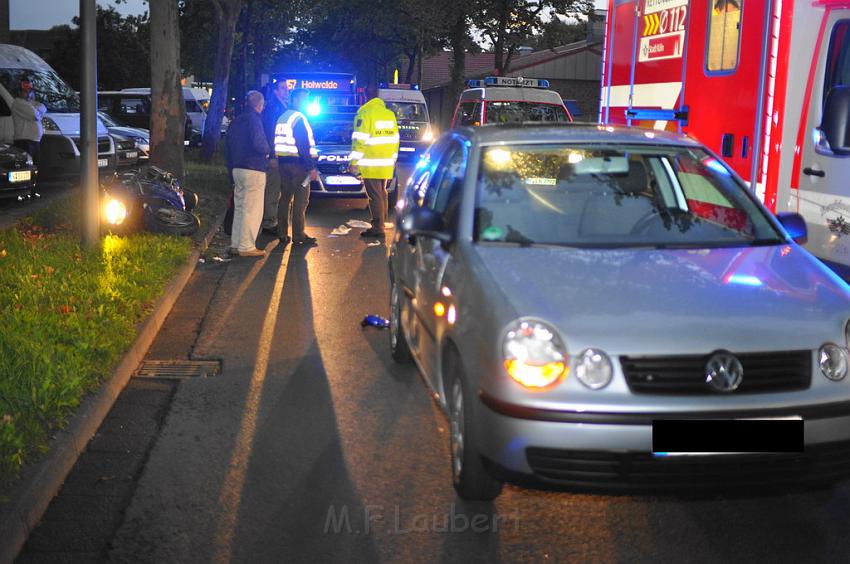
[260,80,289,232]
[226,90,270,257]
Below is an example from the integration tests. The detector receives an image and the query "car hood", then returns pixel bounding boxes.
[107,126,149,140]
[474,244,850,354]
[45,112,108,137]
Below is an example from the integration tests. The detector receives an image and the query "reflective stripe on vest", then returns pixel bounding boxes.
[274,110,318,158]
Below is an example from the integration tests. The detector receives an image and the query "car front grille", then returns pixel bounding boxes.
[620,351,811,394]
[525,442,850,491]
[317,162,349,175]
[72,137,112,154]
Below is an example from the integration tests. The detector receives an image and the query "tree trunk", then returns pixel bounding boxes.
[149,0,185,179]
[448,13,467,130]
[405,49,416,83]
[493,0,509,74]
[202,0,242,161]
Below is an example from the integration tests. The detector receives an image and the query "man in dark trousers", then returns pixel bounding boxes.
[273,89,318,245]
[226,90,270,257]
[261,80,289,232]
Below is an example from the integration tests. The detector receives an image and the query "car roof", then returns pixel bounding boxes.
[451,124,704,148]
[460,87,563,104]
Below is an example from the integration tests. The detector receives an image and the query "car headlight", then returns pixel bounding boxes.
[422,126,435,142]
[502,319,568,388]
[575,348,613,390]
[42,116,60,132]
[104,198,128,225]
[25,154,33,166]
[135,138,149,149]
[819,343,848,381]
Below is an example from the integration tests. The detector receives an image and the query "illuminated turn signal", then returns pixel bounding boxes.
[434,302,446,317]
[504,359,567,389]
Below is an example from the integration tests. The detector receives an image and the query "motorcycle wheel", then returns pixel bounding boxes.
[143,204,200,236]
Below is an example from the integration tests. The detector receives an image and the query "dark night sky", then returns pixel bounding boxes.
[11,0,148,30]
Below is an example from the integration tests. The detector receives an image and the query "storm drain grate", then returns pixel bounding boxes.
[134,360,221,379]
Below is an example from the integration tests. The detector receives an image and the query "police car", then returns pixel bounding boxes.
[310,104,402,206]
[451,76,572,127]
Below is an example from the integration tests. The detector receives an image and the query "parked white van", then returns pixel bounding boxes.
[0,44,115,180]
[121,87,213,133]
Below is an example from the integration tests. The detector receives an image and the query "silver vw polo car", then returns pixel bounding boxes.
[388,125,850,500]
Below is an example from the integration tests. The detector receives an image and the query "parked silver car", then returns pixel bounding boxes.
[388,125,850,499]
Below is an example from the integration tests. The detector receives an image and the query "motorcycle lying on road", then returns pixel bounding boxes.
[102,166,200,236]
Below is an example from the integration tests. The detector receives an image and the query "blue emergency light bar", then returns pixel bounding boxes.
[379,82,420,90]
[468,76,550,89]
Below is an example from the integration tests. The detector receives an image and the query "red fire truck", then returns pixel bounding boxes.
[600,0,850,272]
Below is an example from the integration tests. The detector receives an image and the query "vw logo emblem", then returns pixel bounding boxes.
[705,352,743,392]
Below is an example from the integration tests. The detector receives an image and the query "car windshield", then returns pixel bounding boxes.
[385,101,428,123]
[98,112,121,127]
[311,114,354,145]
[0,68,80,112]
[475,144,784,248]
[485,101,569,124]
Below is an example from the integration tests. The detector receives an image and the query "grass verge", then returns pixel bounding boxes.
[0,152,232,495]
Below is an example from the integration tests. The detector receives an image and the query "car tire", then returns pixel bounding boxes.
[389,279,413,363]
[445,348,503,501]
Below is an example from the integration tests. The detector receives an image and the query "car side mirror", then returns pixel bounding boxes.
[401,206,452,244]
[776,212,808,245]
[818,86,850,156]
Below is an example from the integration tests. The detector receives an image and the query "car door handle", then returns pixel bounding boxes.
[803,167,825,177]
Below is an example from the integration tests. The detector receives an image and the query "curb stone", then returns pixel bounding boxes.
[0,209,226,564]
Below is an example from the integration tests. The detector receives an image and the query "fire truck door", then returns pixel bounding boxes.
[796,13,850,266]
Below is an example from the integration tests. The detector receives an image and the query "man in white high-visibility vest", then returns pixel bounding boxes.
[274,89,319,245]
[349,83,399,238]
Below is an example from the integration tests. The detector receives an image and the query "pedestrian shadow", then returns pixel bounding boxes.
[217,245,383,563]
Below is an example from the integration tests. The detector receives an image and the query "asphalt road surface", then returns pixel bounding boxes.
[38,199,850,563]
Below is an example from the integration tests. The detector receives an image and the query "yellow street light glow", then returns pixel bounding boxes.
[504,359,567,389]
[434,302,446,317]
[104,198,127,225]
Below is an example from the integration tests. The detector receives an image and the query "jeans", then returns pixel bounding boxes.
[364,178,389,233]
[231,168,266,252]
[262,158,280,229]
[278,160,310,239]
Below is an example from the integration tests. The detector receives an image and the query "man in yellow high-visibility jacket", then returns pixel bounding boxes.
[349,83,399,237]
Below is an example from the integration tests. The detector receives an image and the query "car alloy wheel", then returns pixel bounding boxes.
[444,350,502,500]
[450,377,465,482]
[389,280,412,363]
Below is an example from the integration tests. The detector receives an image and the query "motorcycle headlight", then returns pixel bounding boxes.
[42,116,60,132]
[502,319,568,389]
[575,348,613,390]
[104,198,128,225]
[819,343,848,381]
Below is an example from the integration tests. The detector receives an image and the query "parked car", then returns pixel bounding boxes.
[389,124,850,499]
[0,142,37,200]
[98,111,149,161]
[0,44,115,180]
[98,91,199,146]
[111,133,139,169]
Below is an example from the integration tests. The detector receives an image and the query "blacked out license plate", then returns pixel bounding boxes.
[652,417,803,456]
